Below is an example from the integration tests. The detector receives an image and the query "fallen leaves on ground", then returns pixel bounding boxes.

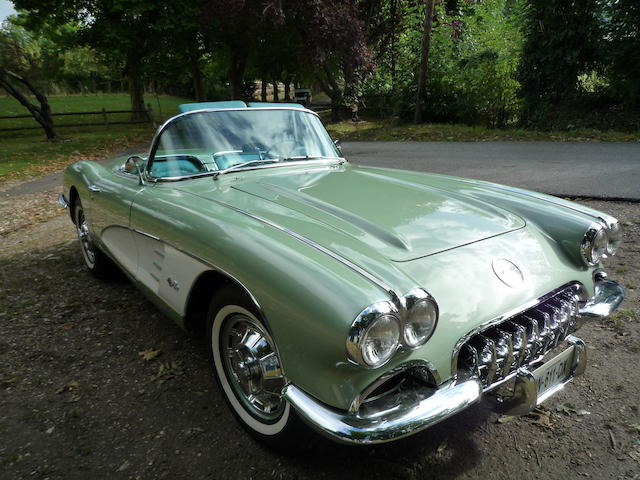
[138,348,161,361]
[0,188,62,237]
[151,361,184,384]
[56,380,79,394]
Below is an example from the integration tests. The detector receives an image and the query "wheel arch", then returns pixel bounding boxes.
[184,269,267,336]
[68,186,80,224]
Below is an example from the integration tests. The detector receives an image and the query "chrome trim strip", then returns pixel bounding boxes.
[131,228,160,241]
[451,282,586,375]
[283,379,482,444]
[178,191,395,296]
[58,193,69,209]
[579,279,625,319]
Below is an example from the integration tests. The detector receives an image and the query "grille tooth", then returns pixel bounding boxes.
[520,315,541,362]
[456,284,581,391]
[506,322,528,367]
[556,301,572,339]
[472,336,497,385]
[489,330,515,379]
[461,343,480,376]
[539,311,557,353]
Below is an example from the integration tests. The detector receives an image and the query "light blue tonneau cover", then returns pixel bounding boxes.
[178,101,304,113]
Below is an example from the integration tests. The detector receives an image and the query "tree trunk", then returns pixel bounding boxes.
[192,56,206,101]
[284,79,291,102]
[126,52,146,121]
[315,63,348,122]
[272,80,279,102]
[228,48,247,100]
[0,67,56,139]
[261,74,267,102]
[414,0,436,124]
[129,74,146,121]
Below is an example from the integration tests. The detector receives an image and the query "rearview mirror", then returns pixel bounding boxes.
[334,139,343,156]
[124,155,146,185]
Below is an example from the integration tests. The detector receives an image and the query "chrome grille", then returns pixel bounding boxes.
[456,284,582,391]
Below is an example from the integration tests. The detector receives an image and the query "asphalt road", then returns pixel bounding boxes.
[342,141,640,200]
[6,141,639,200]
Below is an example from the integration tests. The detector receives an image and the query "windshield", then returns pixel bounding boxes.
[148,109,340,179]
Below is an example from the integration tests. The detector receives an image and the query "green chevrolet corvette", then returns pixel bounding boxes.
[59,101,625,445]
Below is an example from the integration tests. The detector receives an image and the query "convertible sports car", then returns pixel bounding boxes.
[59,101,625,445]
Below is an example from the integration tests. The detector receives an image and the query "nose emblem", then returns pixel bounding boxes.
[492,259,524,288]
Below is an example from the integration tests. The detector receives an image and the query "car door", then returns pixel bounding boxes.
[88,165,145,276]
[128,183,210,318]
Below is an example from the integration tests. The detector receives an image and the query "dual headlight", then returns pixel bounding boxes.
[346,289,438,368]
[580,217,623,266]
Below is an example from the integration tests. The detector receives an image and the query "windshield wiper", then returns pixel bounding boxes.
[212,159,279,179]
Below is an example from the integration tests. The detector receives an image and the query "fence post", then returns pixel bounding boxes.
[102,107,109,127]
[146,103,156,127]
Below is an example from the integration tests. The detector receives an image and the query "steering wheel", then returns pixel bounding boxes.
[265,141,301,159]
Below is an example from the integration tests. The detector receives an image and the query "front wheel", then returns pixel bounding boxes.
[73,198,115,278]
[206,287,306,445]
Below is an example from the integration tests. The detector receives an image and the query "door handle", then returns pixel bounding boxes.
[88,185,101,193]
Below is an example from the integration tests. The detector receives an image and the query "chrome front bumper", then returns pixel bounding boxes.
[579,279,625,319]
[58,193,69,209]
[283,379,482,445]
[283,279,624,445]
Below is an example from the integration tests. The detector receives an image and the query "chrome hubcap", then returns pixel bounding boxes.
[221,315,285,421]
[76,209,95,266]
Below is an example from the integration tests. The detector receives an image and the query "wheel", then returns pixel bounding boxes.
[73,198,116,278]
[206,286,307,445]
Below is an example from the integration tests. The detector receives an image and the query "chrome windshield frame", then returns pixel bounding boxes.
[145,106,341,182]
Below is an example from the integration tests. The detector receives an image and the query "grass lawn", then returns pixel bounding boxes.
[326,118,640,142]
[0,94,191,181]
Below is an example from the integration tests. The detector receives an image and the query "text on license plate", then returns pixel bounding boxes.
[532,346,576,396]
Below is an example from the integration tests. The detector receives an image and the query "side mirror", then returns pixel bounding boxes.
[334,139,343,156]
[124,155,146,185]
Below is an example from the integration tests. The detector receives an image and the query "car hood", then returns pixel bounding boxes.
[181,163,525,263]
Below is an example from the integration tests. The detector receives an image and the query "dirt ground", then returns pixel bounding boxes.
[0,180,639,480]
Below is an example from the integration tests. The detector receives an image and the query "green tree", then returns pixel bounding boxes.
[518,0,602,125]
[0,19,56,138]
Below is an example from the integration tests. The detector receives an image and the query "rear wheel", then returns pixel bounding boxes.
[206,286,307,445]
[73,198,115,278]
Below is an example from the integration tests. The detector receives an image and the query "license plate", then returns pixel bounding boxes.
[532,346,576,398]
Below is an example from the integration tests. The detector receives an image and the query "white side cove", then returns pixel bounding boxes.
[101,227,138,275]
[134,233,209,316]
[102,226,208,316]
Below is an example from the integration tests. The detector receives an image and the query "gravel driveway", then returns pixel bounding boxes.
[1,180,639,480]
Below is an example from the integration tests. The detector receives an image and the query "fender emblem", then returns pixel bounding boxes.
[492,259,524,288]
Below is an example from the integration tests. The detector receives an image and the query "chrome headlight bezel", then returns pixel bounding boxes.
[346,301,401,368]
[347,289,439,369]
[402,288,439,348]
[600,216,622,257]
[580,222,608,266]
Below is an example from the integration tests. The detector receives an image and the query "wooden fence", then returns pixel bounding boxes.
[0,104,156,132]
